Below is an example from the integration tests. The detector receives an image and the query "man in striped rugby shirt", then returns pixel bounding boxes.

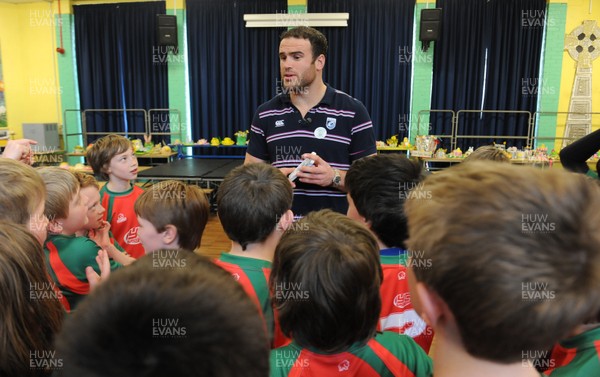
[246,26,376,216]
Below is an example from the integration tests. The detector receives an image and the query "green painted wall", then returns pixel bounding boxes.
[409,3,435,143]
[535,3,567,152]
[55,13,83,163]
[165,8,188,144]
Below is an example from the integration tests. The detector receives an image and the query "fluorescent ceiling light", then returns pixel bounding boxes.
[244,13,349,28]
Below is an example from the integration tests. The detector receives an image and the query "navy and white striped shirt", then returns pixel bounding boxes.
[248,85,376,216]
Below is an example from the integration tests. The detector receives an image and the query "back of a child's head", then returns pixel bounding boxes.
[345,154,423,248]
[73,171,99,189]
[55,250,269,377]
[404,161,600,363]
[86,135,132,181]
[217,163,293,250]
[0,158,45,225]
[37,167,79,221]
[134,180,209,251]
[463,145,510,163]
[0,221,64,377]
[271,209,381,353]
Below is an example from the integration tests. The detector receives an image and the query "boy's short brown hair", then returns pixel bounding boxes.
[37,167,80,220]
[404,162,600,363]
[56,251,269,377]
[134,180,209,251]
[271,209,382,353]
[0,159,45,225]
[86,135,132,180]
[217,163,293,250]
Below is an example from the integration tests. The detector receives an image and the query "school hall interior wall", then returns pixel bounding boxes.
[0,1,61,140]
[410,0,599,151]
[0,0,598,149]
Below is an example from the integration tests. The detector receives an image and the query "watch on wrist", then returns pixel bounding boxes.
[331,168,341,187]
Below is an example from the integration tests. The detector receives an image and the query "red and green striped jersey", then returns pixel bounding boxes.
[270,331,433,377]
[378,249,434,353]
[44,234,122,311]
[544,326,600,377]
[108,230,126,252]
[100,184,144,259]
[214,253,289,348]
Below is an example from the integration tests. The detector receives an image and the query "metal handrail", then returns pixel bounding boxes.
[82,109,149,138]
[63,109,84,157]
[455,110,532,150]
[532,111,600,148]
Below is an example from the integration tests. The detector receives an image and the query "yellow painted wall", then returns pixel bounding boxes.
[0,2,61,139]
[557,0,600,137]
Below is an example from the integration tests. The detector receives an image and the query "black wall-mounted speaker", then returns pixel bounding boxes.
[419,8,442,42]
[420,8,442,52]
[157,15,177,48]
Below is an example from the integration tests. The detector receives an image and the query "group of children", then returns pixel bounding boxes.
[0,135,599,377]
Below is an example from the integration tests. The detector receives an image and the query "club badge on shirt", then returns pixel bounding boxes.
[326,117,337,130]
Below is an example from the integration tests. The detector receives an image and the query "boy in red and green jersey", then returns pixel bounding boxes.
[99,184,144,258]
[378,250,433,353]
[215,163,294,349]
[75,171,134,267]
[269,210,432,377]
[214,254,288,348]
[271,332,432,377]
[87,135,145,258]
[45,235,121,310]
[38,167,122,312]
[544,325,600,377]
[345,154,434,353]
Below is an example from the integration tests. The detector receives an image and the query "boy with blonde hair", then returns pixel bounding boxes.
[404,162,600,377]
[87,134,144,258]
[0,159,74,310]
[0,158,48,245]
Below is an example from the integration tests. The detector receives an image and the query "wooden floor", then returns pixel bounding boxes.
[196,214,231,260]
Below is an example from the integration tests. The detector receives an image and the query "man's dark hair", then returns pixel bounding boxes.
[217,163,292,250]
[55,251,269,377]
[270,210,382,353]
[345,154,423,249]
[280,26,328,60]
